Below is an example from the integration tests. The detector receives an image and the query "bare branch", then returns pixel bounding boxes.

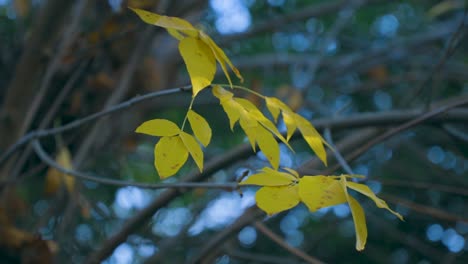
[323,128,355,175]
[443,124,468,143]
[73,25,159,166]
[3,92,467,168]
[379,179,468,196]
[190,206,264,264]
[219,0,383,45]
[0,0,74,152]
[32,139,242,190]
[9,61,90,181]
[85,140,254,263]
[404,7,468,106]
[254,221,324,264]
[227,249,298,264]
[381,194,468,224]
[0,86,191,166]
[18,0,91,139]
[367,213,445,262]
[324,96,468,174]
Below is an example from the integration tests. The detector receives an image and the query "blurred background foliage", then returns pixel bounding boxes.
[0,0,467,263]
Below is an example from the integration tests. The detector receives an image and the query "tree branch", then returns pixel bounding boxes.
[324,96,468,174]
[219,0,383,45]
[381,194,468,224]
[379,179,468,197]
[190,206,264,264]
[254,221,324,264]
[0,0,73,153]
[32,139,243,190]
[404,7,468,107]
[85,140,254,263]
[0,86,191,166]
[2,92,467,168]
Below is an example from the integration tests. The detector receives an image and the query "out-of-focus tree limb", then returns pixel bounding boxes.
[254,221,324,264]
[381,194,468,223]
[218,0,384,45]
[0,0,74,178]
[3,92,467,168]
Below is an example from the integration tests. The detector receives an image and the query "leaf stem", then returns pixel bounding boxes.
[214,83,266,99]
[181,96,196,131]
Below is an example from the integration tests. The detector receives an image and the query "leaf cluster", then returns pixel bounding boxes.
[130,8,403,251]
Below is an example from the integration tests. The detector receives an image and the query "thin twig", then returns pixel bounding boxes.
[443,124,468,143]
[18,0,90,138]
[379,179,468,197]
[190,206,265,264]
[32,139,243,190]
[73,24,159,166]
[302,0,362,98]
[227,249,298,264]
[219,0,382,45]
[381,194,468,224]
[0,0,73,152]
[318,16,468,87]
[323,128,354,175]
[3,93,467,169]
[0,86,191,166]
[254,221,325,264]
[367,212,444,262]
[9,61,90,181]
[325,96,468,174]
[143,202,208,263]
[85,141,255,263]
[403,7,468,107]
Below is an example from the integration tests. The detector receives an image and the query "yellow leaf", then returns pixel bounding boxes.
[14,0,30,18]
[244,124,280,169]
[287,89,303,111]
[348,195,367,251]
[179,132,204,172]
[179,37,216,96]
[255,125,280,169]
[213,87,254,129]
[212,85,234,101]
[255,185,300,215]
[45,147,75,195]
[240,167,297,186]
[199,31,244,85]
[56,148,74,193]
[223,100,243,130]
[265,97,297,141]
[130,9,243,89]
[187,110,212,147]
[135,119,180,137]
[265,97,281,122]
[129,8,198,37]
[298,176,347,212]
[341,177,367,251]
[283,167,299,178]
[154,136,188,178]
[294,114,327,166]
[236,98,291,149]
[282,111,297,142]
[213,86,243,130]
[427,0,465,19]
[213,86,287,168]
[167,28,185,40]
[346,181,403,221]
[45,170,61,196]
[240,118,258,150]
